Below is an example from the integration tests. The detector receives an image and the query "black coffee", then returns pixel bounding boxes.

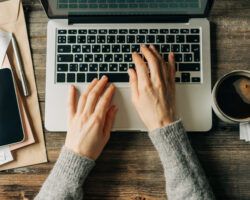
[216,75,250,119]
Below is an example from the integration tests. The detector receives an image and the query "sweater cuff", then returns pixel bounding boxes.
[149,119,186,149]
[52,146,95,185]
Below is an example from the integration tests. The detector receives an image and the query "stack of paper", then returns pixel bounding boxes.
[240,123,250,142]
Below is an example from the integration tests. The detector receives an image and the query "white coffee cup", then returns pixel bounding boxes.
[211,70,250,124]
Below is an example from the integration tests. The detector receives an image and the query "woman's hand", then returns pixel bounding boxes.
[128,44,177,132]
[65,76,117,160]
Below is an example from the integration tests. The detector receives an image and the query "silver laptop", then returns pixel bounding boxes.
[41,0,214,132]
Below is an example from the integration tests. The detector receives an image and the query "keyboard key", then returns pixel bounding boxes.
[87,35,96,43]
[163,54,169,62]
[161,44,170,53]
[131,44,140,52]
[114,54,123,62]
[171,44,180,52]
[67,73,75,82]
[192,77,201,82]
[117,35,125,43]
[191,29,200,34]
[137,35,145,43]
[58,36,66,43]
[119,29,128,34]
[186,35,200,43]
[72,45,81,53]
[184,54,193,62]
[68,36,76,43]
[180,29,189,34]
[70,64,78,72]
[68,30,77,34]
[129,63,135,69]
[140,29,148,34]
[99,29,107,34]
[175,77,180,82]
[75,54,83,62]
[109,29,118,34]
[175,54,183,62]
[112,45,121,53]
[58,30,67,34]
[82,45,91,53]
[104,54,113,62]
[77,73,85,82]
[170,29,179,34]
[99,73,129,82]
[58,45,71,53]
[176,35,185,43]
[94,54,103,62]
[124,54,132,62]
[109,63,118,71]
[102,45,111,52]
[89,64,98,71]
[166,35,175,43]
[154,44,160,52]
[181,44,190,52]
[156,35,165,43]
[77,36,86,43]
[87,73,98,82]
[57,64,68,72]
[179,63,200,71]
[57,73,65,82]
[150,29,158,34]
[181,73,190,82]
[119,63,128,71]
[160,29,169,34]
[146,35,155,43]
[107,35,116,43]
[88,29,97,34]
[97,35,106,43]
[92,45,101,53]
[129,29,138,34]
[79,64,88,71]
[78,29,87,34]
[84,54,93,62]
[127,35,135,43]
[99,63,108,71]
[122,45,130,53]
[57,54,73,62]
[191,44,200,62]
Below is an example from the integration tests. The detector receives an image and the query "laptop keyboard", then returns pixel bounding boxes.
[56,28,201,83]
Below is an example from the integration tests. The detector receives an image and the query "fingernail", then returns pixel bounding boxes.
[102,75,108,80]
[141,44,146,48]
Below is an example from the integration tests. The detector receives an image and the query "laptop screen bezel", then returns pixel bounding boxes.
[40,0,214,20]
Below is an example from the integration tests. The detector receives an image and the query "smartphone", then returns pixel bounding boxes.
[0,68,24,147]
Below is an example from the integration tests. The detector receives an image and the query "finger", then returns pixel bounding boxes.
[149,44,168,85]
[76,78,98,115]
[141,45,162,84]
[95,84,116,117]
[128,68,139,99]
[103,105,118,140]
[83,76,108,116]
[168,52,176,87]
[67,85,77,122]
[132,51,150,89]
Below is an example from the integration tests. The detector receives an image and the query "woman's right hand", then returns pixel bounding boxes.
[128,45,177,132]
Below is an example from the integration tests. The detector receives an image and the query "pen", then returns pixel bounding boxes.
[11,34,30,97]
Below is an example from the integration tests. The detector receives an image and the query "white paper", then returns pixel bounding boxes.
[240,122,250,142]
[0,146,13,165]
[0,30,11,66]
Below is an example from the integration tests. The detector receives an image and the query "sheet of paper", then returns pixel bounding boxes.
[0,31,11,66]
[0,146,13,166]
[240,122,250,142]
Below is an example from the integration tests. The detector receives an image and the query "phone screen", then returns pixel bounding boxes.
[0,68,24,146]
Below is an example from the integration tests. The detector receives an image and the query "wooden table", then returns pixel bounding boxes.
[0,0,250,199]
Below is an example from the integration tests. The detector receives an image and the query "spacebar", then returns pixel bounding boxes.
[100,73,129,82]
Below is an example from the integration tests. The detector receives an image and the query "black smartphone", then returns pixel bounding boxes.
[0,68,24,147]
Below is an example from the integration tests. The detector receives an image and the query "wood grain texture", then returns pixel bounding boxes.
[0,0,250,199]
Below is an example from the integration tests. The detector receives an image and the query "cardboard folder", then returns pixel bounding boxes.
[0,0,47,170]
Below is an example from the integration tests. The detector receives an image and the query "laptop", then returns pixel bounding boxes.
[41,0,214,132]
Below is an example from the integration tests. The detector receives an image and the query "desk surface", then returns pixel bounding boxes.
[0,0,250,199]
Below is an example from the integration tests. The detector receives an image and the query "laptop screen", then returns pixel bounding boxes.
[42,0,210,18]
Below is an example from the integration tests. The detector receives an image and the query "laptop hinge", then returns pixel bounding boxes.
[68,15,189,24]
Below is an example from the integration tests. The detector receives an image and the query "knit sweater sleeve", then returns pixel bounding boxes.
[35,146,95,200]
[149,120,215,200]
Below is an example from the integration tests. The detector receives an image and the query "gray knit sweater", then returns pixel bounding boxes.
[35,120,215,200]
